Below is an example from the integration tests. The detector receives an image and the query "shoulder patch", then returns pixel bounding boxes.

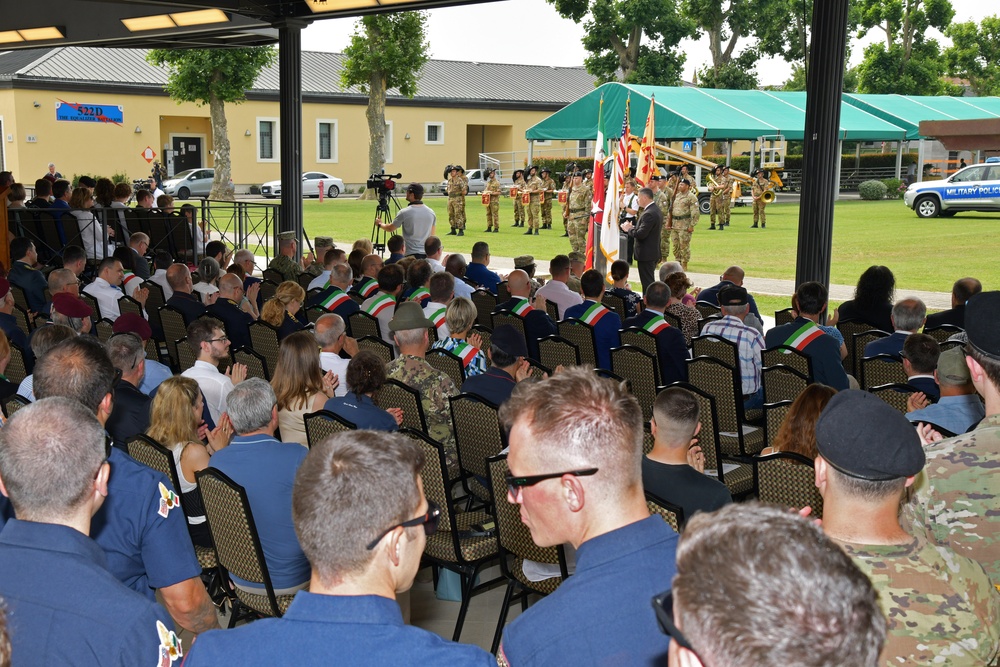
[156,619,183,665]
[157,481,180,519]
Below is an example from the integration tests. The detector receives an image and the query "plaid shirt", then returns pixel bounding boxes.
[701,315,765,395]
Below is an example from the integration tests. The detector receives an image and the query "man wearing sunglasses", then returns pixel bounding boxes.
[184,431,493,666]
[497,366,679,666]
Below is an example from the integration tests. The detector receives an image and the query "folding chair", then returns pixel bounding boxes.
[450,394,505,505]
[537,335,580,370]
[356,336,394,364]
[754,452,823,519]
[426,348,466,389]
[375,379,428,434]
[601,292,627,320]
[303,410,357,449]
[248,320,281,378]
[471,290,498,328]
[687,356,765,456]
[645,491,685,533]
[557,319,597,367]
[610,345,659,420]
[860,354,907,390]
[346,311,381,340]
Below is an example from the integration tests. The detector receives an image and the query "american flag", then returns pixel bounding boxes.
[601,100,629,270]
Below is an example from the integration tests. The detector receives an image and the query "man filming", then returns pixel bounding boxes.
[376,183,436,259]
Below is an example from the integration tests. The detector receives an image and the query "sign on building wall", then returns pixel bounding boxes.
[55,100,123,125]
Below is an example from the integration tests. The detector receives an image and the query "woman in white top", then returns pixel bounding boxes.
[70,187,115,260]
[180,203,209,258]
[270,331,338,448]
[146,376,231,548]
[193,256,221,304]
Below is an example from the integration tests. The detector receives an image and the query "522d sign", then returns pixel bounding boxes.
[55,100,123,125]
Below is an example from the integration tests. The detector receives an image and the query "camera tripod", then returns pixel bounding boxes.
[371,189,401,256]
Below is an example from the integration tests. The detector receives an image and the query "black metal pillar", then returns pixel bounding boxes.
[795,0,850,290]
[276,20,307,243]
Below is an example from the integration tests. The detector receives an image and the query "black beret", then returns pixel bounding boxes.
[815,390,924,481]
[718,285,748,306]
[965,291,1000,360]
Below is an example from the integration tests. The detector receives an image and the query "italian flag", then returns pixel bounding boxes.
[452,341,478,368]
[409,287,430,303]
[643,315,670,335]
[365,293,395,317]
[358,278,378,298]
[428,307,446,330]
[122,270,139,289]
[320,288,350,311]
[511,298,533,316]
[783,320,824,351]
[579,301,611,326]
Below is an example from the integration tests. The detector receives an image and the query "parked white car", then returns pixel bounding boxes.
[904,161,1000,218]
[261,172,345,199]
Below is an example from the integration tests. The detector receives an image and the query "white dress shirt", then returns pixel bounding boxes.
[319,351,350,397]
[182,360,235,425]
[427,257,446,273]
[83,277,126,321]
[452,276,475,300]
[535,279,583,319]
[308,271,331,291]
[149,269,173,300]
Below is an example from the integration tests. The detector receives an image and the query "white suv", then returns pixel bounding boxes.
[904,162,1000,218]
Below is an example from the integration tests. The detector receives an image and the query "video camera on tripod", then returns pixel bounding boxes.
[368,171,403,254]
[366,172,402,201]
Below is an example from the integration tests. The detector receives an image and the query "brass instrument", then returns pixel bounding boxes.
[761,181,776,204]
[708,175,727,198]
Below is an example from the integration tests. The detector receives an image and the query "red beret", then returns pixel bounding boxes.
[52,292,93,318]
[112,312,152,341]
[0,277,9,300]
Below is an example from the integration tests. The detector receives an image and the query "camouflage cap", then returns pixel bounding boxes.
[936,346,971,385]
[567,252,586,264]
[965,291,1000,360]
[389,301,432,332]
[513,255,535,269]
[815,390,925,481]
[314,237,334,249]
[277,231,296,241]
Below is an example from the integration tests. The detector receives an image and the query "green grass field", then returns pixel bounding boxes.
[282,195,997,300]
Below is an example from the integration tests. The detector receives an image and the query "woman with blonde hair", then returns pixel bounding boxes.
[270,331,338,447]
[146,375,231,546]
[759,384,838,459]
[351,238,374,255]
[431,296,486,377]
[260,280,307,339]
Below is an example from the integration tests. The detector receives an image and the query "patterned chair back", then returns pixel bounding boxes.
[645,492,684,533]
[426,348,466,389]
[557,319,597,367]
[375,379,427,433]
[610,345,658,421]
[755,452,823,519]
[537,335,580,370]
[303,410,356,449]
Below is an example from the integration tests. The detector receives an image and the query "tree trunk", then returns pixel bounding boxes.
[209,87,234,201]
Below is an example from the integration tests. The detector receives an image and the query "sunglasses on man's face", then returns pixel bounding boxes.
[652,590,701,658]
[366,500,441,550]
[504,468,598,498]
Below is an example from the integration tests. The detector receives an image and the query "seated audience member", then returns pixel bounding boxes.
[128,232,151,279]
[133,188,154,209]
[445,252,475,300]
[71,186,116,260]
[104,332,153,448]
[0,398,178,662]
[271,331,338,447]
[207,273,255,350]
[863,297,927,360]
[109,182,133,244]
[816,390,1000,665]
[61,245,88,280]
[0,280,29,360]
[113,313,172,396]
[461,325,533,407]
[405,259,433,306]
[233,248,263,308]
[493,269,555,360]
[50,179,72,212]
[183,431,493,666]
[148,250,174,300]
[701,285,766,409]
[424,271,455,339]
[27,178,51,208]
[0,331,19,402]
[351,254,382,299]
[663,503,886,667]
[386,303,459,464]
[830,265,895,331]
[147,376,231,548]
[165,264,208,324]
[303,237,333,278]
[362,264,405,349]
[193,257,221,304]
[8,237,47,316]
[5,182,26,209]
[324,351,403,431]
[181,318,248,425]
[209,378,311,594]
[83,257,148,322]
[623,281,689,385]
[432,297,487,377]
[385,234,406,264]
[898,333,940,399]
[352,238,374,255]
[664,272,698,345]
[906,346,984,434]
[565,252,586,294]
[464,242,503,295]
[425,235,446,273]
[315,314,356,398]
[765,281,850,391]
[16,325,76,401]
[309,263,359,320]
[497,367,679,666]
[564,269,621,370]
[643,387,731,525]
[112,247,144,299]
[535,254,582,318]
[261,281,308,340]
[49,291,93,335]
[925,277,981,330]
[204,240,232,269]
[759,383,837,457]
[697,266,763,322]
[47,267,80,299]
[157,194,174,213]
[307,242,343,291]
[30,336,216,635]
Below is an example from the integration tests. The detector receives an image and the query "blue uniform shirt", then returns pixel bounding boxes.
[564,300,622,371]
[461,367,518,406]
[209,433,310,590]
[323,392,398,431]
[185,592,493,666]
[139,357,173,396]
[464,262,502,294]
[499,516,679,667]
[0,519,177,667]
[90,447,202,598]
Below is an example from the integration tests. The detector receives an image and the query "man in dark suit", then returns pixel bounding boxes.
[863,298,926,360]
[493,269,555,360]
[925,277,981,330]
[104,331,152,448]
[165,264,208,324]
[697,266,763,323]
[8,237,49,317]
[207,273,255,350]
[26,179,51,208]
[621,187,662,292]
[564,270,621,371]
[623,281,688,385]
[308,263,360,320]
[900,333,940,400]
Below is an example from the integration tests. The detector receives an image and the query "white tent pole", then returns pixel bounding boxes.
[895,140,903,180]
[917,139,925,182]
[695,141,703,186]
[527,140,534,166]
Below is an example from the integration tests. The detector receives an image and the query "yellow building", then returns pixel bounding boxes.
[0,47,597,189]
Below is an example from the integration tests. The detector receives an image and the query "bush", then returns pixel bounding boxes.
[110,171,131,185]
[882,178,905,199]
[858,180,888,200]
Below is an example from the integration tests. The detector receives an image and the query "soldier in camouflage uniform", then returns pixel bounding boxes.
[566,172,591,256]
[539,167,557,230]
[513,255,543,296]
[668,179,699,271]
[524,166,543,236]
[815,390,1000,667]
[384,302,460,473]
[654,174,674,262]
[707,165,727,230]
[719,165,735,227]
[483,169,502,233]
[304,237,334,277]
[751,169,770,228]
[906,292,1000,584]
[511,169,526,227]
[446,165,468,236]
[267,231,311,282]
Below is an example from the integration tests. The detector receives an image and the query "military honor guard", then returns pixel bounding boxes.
[482,168,501,233]
[751,168,772,229]
[566,172,592,255]
[539,167,557,230]
[668,179,699,271]
[510,169,526,228]
[445,165,468,236]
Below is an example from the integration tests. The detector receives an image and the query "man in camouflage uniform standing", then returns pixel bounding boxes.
[446,165,468,236]
[566,172,591,256]
[719,165,735,227]
[668,179,699,271]
[708,165,727,231]
[483,168,501,233]
[267,231,312,282]
[816,390,1000,666]
[539,167,557,230]
[524,165,543,236]
[751,169,770,229]
[511,169,526,228]
[658,172,677,262]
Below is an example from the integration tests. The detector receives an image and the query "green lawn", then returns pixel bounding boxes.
[283,196,997,296]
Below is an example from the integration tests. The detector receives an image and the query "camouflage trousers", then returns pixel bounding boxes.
[660,228,671,263]
[541,200,553,227]
[753,200,766,225]
[671,228,693,268]
[527,198,541,230]
[719,197,732,224]
[513,198,525,224]
[710,196,725,225]
[448,197,466,230]
[486,201,499,230]
[568,216,589,255]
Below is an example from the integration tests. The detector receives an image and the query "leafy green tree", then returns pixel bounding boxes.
[754,0,814,65]
[546,0,695,84]
[683,0,762,88]
[780,64,858,92]
[945,16,1000,97]
[341,12,429,198]
[695,48,759,90]
[147,48,275,201]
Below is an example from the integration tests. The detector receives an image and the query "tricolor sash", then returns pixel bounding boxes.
[364,293,395,317]
[643,315,670,335]
[428,307,446,330]
[122,270,139,289]
[511,298,533,316]
[357,278,378,298]
[409,287,430,303]
[579,301,611,326]
[320,288,350,312]
[782,320,824,351]
[452,341,478,368]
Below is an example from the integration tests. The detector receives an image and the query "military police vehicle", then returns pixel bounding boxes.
[904,159,1000,218]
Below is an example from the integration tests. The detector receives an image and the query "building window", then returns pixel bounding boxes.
[257,118,279,162]
[534,139,552,147]
[317,119,338,163]
[425,122,444,145]
[384,121,393,164]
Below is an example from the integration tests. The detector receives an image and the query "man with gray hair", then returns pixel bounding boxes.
[17,324,77,401]
[315,313,356,397]
[863,297,927,359]
[46,267,79,298]
[308,263,359,320]
[128,232,151,280]
[48,292,93,335]
[209,377,310,595]
[105,332,152,448]
[0,398,178,662]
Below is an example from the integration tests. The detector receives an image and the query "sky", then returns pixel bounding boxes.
[300,0,982,87]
